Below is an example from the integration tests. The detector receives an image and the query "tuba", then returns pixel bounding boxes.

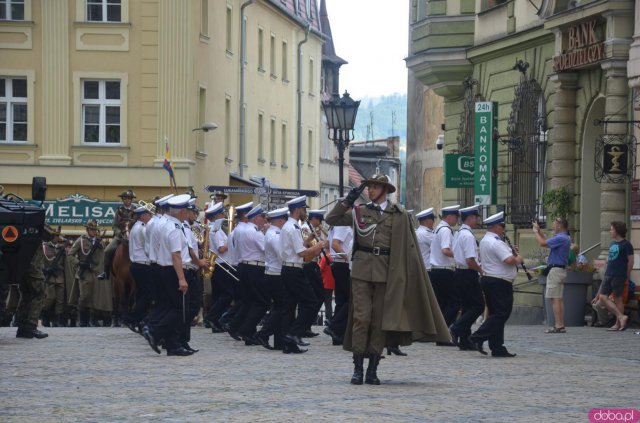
[194,221,215,279]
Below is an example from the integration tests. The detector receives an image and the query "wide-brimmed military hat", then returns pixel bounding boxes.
[364,174,396,194]
[211,191,228,200]
[118,189,136,199]
[44,225,61,236]
[85,220,99,230]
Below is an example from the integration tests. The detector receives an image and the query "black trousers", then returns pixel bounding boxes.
[146,263,166,326]
[329,262,350,337]
[429,268,459,326]
[127,263,155,324]
[205,264,235,324]
[450,269,485,341]
[179,268,202,344]
[257,274,286,349]
[228,263,252,332]
[303,261,324,328]
[281,266,318,338]
[238,264,267,338]
[151,266,184,350]
[471,276,513,352]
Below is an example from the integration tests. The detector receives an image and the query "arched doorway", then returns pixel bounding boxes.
[579,96,605,261]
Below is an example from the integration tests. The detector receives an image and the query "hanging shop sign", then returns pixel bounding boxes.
[474,101,498,205]
[30,194,120,226]
[444,154,474,188]
[553,19,606,72]
[204,185,319,197]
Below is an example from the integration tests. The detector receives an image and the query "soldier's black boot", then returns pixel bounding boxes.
[90,311,101,327]
[41,313,51,327]
[351,354,365,385]
[78,310,89,327]
[365,354,381,385]
[56,314,67,327]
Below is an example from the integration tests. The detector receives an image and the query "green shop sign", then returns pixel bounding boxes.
[444,154,474,188]
[31,194,119,226]
[474,101,498,205]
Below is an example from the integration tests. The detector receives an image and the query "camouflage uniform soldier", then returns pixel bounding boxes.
[42,228,71,327]
[69,220,105,327]
[102,189,136,279]
[15,226,56,339]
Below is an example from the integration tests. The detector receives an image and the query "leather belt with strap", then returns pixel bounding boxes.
[356,245,391,256]
[282,262,304,269]
[242,260,265,267]
[133,261,150,265]
[431,266,456,271]
[332,257,349,263]
[264,270,281,276]
[183,266,198,271]
[483,274,514,284]
[456,265,469,270]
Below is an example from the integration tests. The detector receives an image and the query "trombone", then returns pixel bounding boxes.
[211,253,239,282]
[137,200,156,215]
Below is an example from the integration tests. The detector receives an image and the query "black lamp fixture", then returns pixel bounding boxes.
[321,91,360,196]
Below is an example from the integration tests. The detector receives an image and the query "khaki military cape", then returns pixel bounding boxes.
[343,202,451,351]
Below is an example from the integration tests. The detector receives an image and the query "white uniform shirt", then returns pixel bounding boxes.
[129,220,149,263]
[329,226,353,261]
[479,232,517,281]
[209,218,230,265]
[280,217,305,264]
[145,214,164,263]
[156,215,190,267]
[236,221,265,262]
[264,226,283,274]
[226,227,240,266]
[452,224,478,269]
[430,221,456,268]
[415,225,434,270]
[183,222,198,269]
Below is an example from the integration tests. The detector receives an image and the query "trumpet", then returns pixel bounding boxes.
[137,200,156,215]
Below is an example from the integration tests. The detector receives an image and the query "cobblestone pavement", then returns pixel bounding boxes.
[1,324,638,422]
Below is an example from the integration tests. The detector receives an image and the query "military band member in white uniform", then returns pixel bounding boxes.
[302,209,327,338]
[142,194,193,357]
[124,206,153,333]
[449,205,485,351]
[254,207,289,351]
[324,221,353,345]
[279,196,328,353]
[429,205,460,330]
[415,208,435,272]
[469,212,523,358]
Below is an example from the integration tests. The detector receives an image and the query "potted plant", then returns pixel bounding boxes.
[541,186,571,221]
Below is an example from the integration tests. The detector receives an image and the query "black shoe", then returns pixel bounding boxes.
[282,343,308,354]
[386,346,407,356]
[97,272,107,280]
[435,341,457,347]
[491,349,517,358]
[243,335,259,346]
[302,330,320,338]
[448,325,460,347]
[142,327,161,354]
[227,329,241,341]
[284,334,309,347]
[468,336,488,356]
[254,332,274,350]
[211,323,225,333]
[323,326,343,344]
[332,338,343,346]
[458,343,474,351]
[365,355,381,385]
[167,347,194,356]
[124,321,139,334]
[351,354,364,385]
[182,342,199,353]
[203,319,212,328]
[16,328,49,339]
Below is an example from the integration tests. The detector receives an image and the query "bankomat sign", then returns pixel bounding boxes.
[474,102,497,205]
[444,154,474,188]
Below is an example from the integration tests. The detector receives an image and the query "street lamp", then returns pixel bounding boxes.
[321,91,360,196]
[192,122,218,132]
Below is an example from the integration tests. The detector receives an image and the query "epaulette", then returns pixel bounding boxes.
[255,227,260,231]
[175,223,181,229]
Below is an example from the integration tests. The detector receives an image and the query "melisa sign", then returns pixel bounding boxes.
[553,20,606,72]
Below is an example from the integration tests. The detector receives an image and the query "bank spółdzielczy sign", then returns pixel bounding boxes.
[31,194,119,226]
[474,102,498,205]
[444,154,474,188]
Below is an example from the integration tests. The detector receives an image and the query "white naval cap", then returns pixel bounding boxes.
[415,207,435,220]
[460,205,480,218]
[308,209,326,220]
[484,211,505,226]
[155,193,174,207]
[267,207,289,220]
[205,201,224,216]
[187,198,197,211]
[440,204,461,216]
[247,204,265,219]
[286,196,308,210]
[235,201,254,214]
[167,194,191,209]
[134,205,149,214]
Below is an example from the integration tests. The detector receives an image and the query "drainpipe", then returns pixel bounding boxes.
[296,23,310,189]
[239,0,255,178]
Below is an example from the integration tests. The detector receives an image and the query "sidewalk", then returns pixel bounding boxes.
[1,325,638,422]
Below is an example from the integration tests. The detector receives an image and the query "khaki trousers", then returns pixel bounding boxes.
[350,278,386,355]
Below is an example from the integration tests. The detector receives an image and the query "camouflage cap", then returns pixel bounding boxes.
[118,189,136,199]
[364,174,396,194]
[85,219,99,230]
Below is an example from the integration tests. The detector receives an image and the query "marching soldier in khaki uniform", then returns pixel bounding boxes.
[326,174,449,385]
[102,189,136,279]
[69,220,106,327]
[41,227,72,327]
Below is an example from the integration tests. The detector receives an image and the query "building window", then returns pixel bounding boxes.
[270,34,277,78]
[197,87,206,154]
[281,122,287,168]
[225,96,231,159]
[86,0,121,22]
[0,0,24,20]
[226,5,233,54]
[281,40,288,82]
[258,27,265,71]
[307,129,314,166]
[308,58,314,95]
[306,0,313,19]
[258,112,265,163]
[0,77,27,142]
[200,0,208,38]
[269,117,276,166]
[81,80,120,144]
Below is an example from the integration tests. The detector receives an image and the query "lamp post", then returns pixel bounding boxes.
[321,91,360,196]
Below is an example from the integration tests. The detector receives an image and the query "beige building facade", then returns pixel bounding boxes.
[0,0,324,216]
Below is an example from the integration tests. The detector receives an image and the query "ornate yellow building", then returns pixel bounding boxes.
[0,0,323,214]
